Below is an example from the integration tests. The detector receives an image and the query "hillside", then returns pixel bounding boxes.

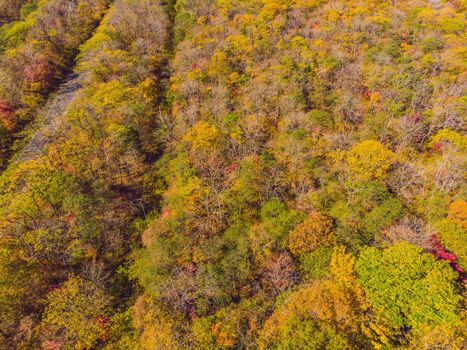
[0,0,465,349]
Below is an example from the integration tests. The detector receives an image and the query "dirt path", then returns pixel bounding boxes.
[16,73,82,162]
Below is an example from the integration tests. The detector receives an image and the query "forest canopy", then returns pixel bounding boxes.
[0,0,465,349]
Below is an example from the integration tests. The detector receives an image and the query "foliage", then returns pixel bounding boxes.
[0,0,466,348]
[434,218,467,269]
[299,246,332,280]
[42,276,111,349]
[333,140,395,182]
[355,242,462,344]
[288,211,334,255]
[259,246,367,349]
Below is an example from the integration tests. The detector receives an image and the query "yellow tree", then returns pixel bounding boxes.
[259,246,370,349]
[333,140,395,183]
[42,276,111,350]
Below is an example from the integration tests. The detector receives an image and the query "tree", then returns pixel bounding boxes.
[299,246,332,280]
[355,242,462,345]
[362,197,403,238]
[288,211,334,256]
[259,246,368,349]
[42,276,111,350]
[249,198,303,262]
[260,317,352,350]
[133,295,188,350]
[191,297,270,349]
[333,140,395,182]
[261,252,297,294]
[184,120,221,152]
[434,218,467,270]
[0,0,24,25]
[448,199,467,229]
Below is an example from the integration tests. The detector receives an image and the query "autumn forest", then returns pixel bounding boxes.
[0,0,466,349]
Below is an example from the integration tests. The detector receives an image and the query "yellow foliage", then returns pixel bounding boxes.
[330,245,356,285]
[259,278,365,348]
[42,276,110,350]
[207,51,230,78]
[258,1,288,21]
[334,140,395,181]
[226,34,252,55]
[134,296,185,350]
[409,322,467,350]
[430,129,467,151]
[183,121,220,151]
[294,0,321,9]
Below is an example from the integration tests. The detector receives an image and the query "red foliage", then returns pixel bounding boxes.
[95,315,110,341]
[191,63,198,70]
[23,54,55,89]
[225,162,239,174]
[187,300,197,320]
[431,141,444,152]
[451,263,465,275]
[184,262,197,274]
[359,84,371,98]
[47,284,60,293]
[161,206,171,219]
[230,87,239,96]
[436,249,457,262]
[430,234,457,261]
[0,100,14,114]
[0,99,16,131]
[42,339,62,350]
[429,234,465,281]
[413,111,422,123]
[63,212,76,223]
[313,21,319,30]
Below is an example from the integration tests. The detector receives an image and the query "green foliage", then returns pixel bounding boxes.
[420,37,443,53]
[192,297,269,349]
[266,317,352,350]
[435,219,467,269]
[225,156,264,216]
[1,0,466,348]
[299,246,333,280]
[356,242,462,344]
[20,0,37,18]
[174,8,195,44]
[308,109,334,129]
[363,197,403,237]
[249,198,303,260]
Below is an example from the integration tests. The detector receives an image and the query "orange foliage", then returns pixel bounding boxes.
[288,211,334,255]
[448,200,467,229]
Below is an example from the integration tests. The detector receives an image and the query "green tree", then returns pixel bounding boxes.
[435,219,467,269]
[355,242,462,345]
